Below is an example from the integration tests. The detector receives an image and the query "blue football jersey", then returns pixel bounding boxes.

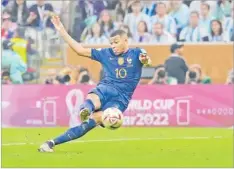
[91,47,146,102]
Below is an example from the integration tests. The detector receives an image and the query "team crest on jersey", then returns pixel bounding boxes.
[127,57,132,64]
[118,57,124,65]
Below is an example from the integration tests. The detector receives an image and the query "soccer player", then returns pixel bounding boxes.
[38,15,151,152]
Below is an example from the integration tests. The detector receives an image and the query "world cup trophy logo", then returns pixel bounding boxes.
[66,89,84,128]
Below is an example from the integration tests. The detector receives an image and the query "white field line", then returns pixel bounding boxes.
[1,136,225,146]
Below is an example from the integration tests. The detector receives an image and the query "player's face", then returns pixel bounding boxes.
[110,35,128,55]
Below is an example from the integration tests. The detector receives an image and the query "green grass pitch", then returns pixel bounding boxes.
[2,127,233,168]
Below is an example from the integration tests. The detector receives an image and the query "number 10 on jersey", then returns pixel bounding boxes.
[115,68,127,79]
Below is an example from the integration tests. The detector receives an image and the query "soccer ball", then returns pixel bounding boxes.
[102,107,123,130]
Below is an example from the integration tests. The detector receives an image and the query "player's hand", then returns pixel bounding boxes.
[139,53,151,66]
[51,15,65,33]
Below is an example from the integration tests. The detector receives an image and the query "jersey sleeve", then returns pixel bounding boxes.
[91,48,106,63]
[139,48,147,55]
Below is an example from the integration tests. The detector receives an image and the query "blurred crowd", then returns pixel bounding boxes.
[73,0,234,43]
[41,43,233,86]
[2,0,234,43]
[43,66,96,85]
[1,0,233,85]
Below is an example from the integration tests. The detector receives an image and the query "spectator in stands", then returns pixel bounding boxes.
[115,0,126,15]
[185,64,211,84]
[223,4,234,41]
[2,40,27,84]
[148,65,178,85]
[79,0,106,19]
[28,0,54,29]
[134,21,151,43]
[1,71,12,84]
[151,2,177,37]
[119,24,134,43]
[105,0,118,10]
[99,10,116,38]
[44,69,58,84]
[168,0,189,39]
[115,9,125,29]
[77,0,94,20]
[164,43,188,84]
[189,0,216,16]
[179,11,207,42]
[141,1,156,17]
[92,0,106,17]
[208,20,229,42]
[11,0,30,26]
[115,0,134,16]
[1,10,18,40]
[214,0,231,20]
[226,68,234,84]
[150,22,176,43]
[84,23,108,44]
[200,2,213,35]
[55,66,93,85]
[22,71,35,83]
[54,67,74,85]
[124,0,150,37]
[10,27,28,64]
[77,68,95,85]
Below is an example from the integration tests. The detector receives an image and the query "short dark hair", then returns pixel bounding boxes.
[110,30,127,37]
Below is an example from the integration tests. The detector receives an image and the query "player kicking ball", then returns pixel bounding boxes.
[38,15,151,152]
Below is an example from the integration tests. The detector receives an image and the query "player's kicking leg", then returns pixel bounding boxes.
[38,111,103,152]
[38,94,101,152]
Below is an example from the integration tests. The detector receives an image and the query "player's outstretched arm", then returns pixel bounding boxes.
[51,15,91,58]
